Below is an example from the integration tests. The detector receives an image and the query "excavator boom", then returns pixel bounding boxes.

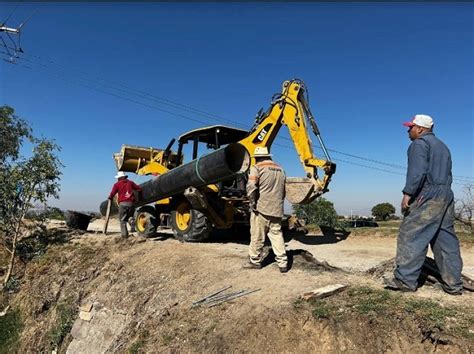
[239,79,336,203]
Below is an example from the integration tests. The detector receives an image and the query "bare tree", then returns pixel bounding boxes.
[455,183,473,233]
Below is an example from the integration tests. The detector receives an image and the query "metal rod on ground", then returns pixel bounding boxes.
[202,291,246,306]
[192,286,232,306]
[208,289,260,308]
[192,289,247,308]
[207,289,259,308]
[102,199,112,235]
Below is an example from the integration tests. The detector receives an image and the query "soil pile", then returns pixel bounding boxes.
[3,227,473,352]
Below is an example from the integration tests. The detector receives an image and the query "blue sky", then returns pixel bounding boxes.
[1,2,473,215]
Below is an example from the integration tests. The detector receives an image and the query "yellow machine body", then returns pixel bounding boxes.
[110,79,335,239]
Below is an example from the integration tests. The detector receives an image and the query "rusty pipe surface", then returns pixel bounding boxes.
[100,143,250,216]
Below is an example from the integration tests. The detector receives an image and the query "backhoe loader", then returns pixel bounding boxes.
[100,79,336,241]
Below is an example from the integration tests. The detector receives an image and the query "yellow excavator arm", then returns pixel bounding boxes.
[239,79,336,204]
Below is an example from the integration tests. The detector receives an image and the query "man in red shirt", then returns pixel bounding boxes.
[108,171,142,237]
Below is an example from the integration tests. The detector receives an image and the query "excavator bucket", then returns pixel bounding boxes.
[285,177,321,204]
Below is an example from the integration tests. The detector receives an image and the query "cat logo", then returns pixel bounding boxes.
[257,128,267,141]
[253,123,273,144]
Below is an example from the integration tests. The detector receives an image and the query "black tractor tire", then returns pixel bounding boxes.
[170,201,212,242]
[134,205,158,237]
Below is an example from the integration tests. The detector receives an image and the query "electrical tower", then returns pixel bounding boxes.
[0,6,36,63]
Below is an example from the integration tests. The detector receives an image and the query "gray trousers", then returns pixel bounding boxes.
[119,203,135,237]
[394,198,463,292]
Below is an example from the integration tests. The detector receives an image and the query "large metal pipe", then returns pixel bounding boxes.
[100,143,250,216]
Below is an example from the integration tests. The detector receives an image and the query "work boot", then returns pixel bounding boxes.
[433,282,463,296]
[383,276,415,292]
[120,223,129,238]
[129,219,136,233]
[279,266,289,273]
[242,261,262,270]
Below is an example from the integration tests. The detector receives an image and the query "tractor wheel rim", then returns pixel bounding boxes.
[176,203,191,231]
[137,214,147,232]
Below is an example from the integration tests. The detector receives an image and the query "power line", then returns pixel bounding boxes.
[0,51,214,126]
[1,47,414,173]
[3,48,471,183]
[2,45,239,126]
[273,140,405,176]
[1,48,472,183]
[1,2,21,25]
[272,140,468,186]
[3,46,472,180]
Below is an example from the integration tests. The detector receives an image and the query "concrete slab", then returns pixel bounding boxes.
[67,307,127,354]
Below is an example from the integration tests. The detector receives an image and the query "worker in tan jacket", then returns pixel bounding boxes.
[244,146,288,272]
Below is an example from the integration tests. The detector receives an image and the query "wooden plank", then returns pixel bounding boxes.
[102,199,112,235]
[79,303,93,313]
[301,284,348,301]
[79,310,93,322]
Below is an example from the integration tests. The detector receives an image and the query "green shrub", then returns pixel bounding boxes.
[49,298,77,349]
[312,300,332,319]
[0,308,22,352]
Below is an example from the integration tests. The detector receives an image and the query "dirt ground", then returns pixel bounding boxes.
[87,218,474,278]
[10,219,474,352]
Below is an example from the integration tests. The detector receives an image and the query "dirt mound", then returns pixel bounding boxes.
[4,230,473,353]
[290,249,344,272]
[366,257,474,292]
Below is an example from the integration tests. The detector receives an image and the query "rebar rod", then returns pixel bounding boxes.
[192,285,232,307]
[201,290,246,306]
[208,288,260,308]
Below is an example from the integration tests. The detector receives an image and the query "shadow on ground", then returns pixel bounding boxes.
[292,226,351,245]
[149,225,352,248]
[204,225,352,246]
[260,248,343,272]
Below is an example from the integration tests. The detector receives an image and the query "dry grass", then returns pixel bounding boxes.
[303,286,474,342]
[307,220,473,245]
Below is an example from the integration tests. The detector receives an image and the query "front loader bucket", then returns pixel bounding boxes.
[285,177,321,204]
[114,145,163,172]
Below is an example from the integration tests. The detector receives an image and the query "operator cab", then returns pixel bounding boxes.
[177,125,249,160]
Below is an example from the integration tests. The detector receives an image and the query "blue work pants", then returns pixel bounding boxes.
[394,198,463,292]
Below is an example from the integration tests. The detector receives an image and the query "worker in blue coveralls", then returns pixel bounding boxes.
[384,114,463,295]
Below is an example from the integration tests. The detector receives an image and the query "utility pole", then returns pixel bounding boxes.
[0,25,20,34]
[0,23,24,62]
[0,7,37,58]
